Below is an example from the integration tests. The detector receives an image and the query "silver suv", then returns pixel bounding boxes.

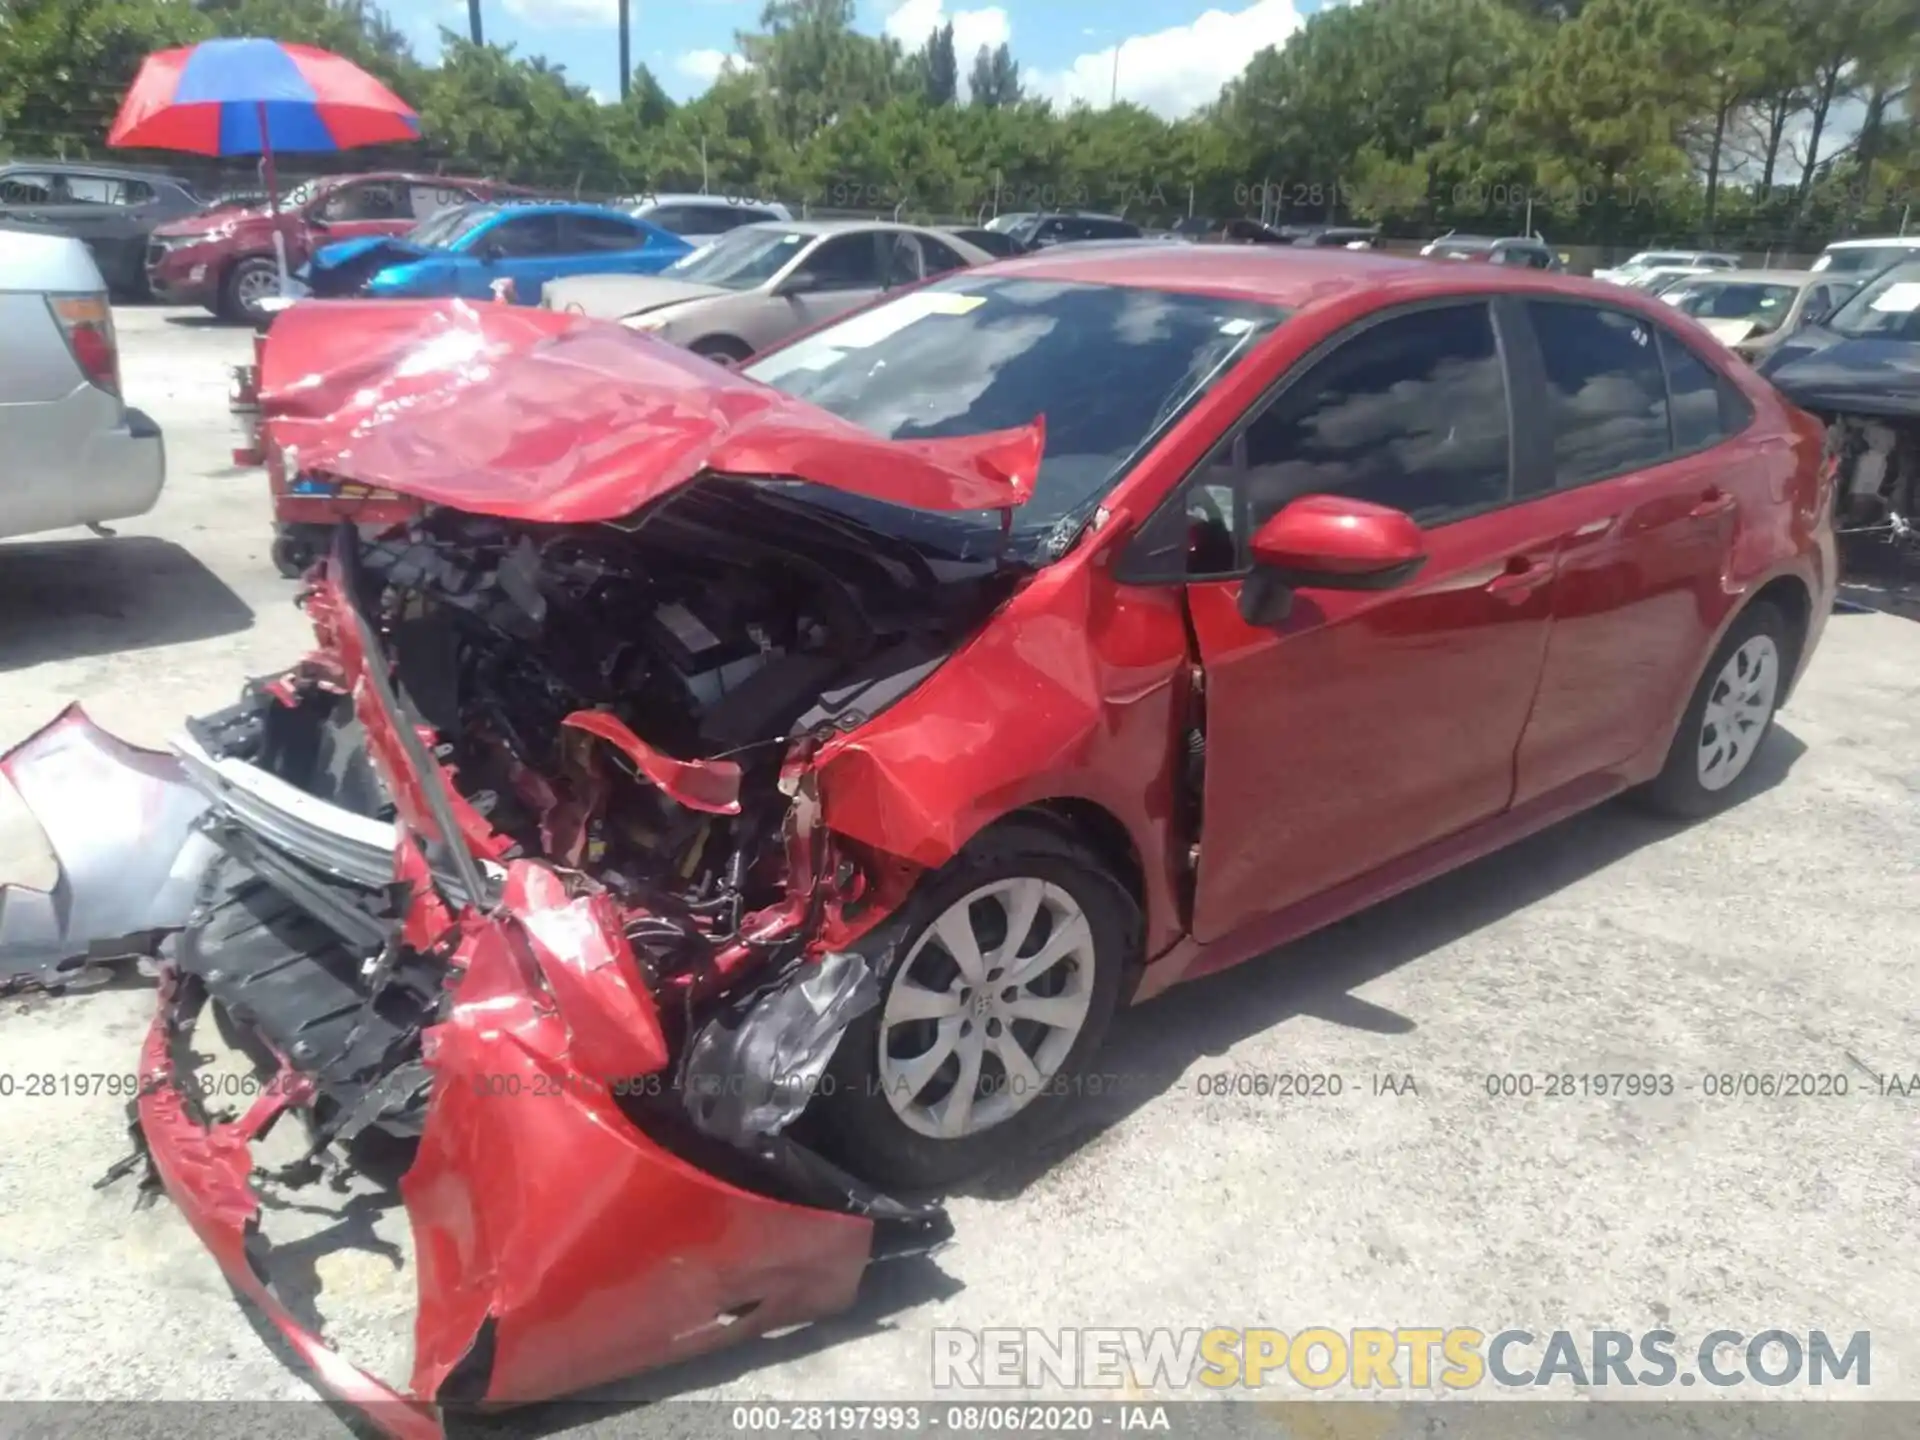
[0,226,164,541]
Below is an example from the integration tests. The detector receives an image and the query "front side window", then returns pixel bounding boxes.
[475,211,563,256]
[321,181,404,222]
[744,275,1286,556]
[1229,302,1512,535]
[796,233,884,289]
[1526,300,1670,487]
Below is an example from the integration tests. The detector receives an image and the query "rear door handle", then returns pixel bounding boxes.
[1690,487,1736,519]
[1485,555,1550,602]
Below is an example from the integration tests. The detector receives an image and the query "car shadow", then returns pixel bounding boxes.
[162,313,236,328]
[0,536,252,672]
[961,727,1812,1200]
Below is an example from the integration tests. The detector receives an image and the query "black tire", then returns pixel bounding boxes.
[690,335,753,365]
[220,256,278,324]
[807,819,1138,1192]
[1634,601,1790,819]
[270,529,317,578]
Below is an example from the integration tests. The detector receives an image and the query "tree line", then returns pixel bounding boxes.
[2,0,1915,249]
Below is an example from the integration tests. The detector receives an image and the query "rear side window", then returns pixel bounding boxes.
[1526,300,1670,487]
[1234,301,1512,529]
[566,213,645,251]
[1659,331,1752,452]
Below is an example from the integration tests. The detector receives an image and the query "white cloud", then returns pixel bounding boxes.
[502,0,616,25]
[882,0,1013,86]
[1030,0,1305,119]
[676,48,742,84]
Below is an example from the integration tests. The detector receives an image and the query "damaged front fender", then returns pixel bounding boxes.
[0,704,219,993]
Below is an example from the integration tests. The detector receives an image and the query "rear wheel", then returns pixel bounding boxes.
[809,820,1137,1192]
[1635,601,1788,818]
[270,526,321,579]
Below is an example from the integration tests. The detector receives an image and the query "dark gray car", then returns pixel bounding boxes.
[0,161,204,298]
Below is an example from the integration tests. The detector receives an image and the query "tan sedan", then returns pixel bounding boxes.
[540,219,993,362]
[1657,268,1863,363]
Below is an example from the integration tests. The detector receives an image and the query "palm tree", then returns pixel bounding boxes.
[468,0,483,45]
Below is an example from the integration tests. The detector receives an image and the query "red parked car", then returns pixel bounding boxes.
[145,170,536,321]
[0,248,1834,1435]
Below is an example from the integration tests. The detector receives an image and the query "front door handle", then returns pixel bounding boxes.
[1485,555,1550,603]
[1690,487,1736,519]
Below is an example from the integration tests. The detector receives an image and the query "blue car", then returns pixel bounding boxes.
[303,201,693,305]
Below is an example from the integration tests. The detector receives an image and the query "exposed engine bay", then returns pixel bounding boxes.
[1828,418,1918,548]
[176,480,1018,1144]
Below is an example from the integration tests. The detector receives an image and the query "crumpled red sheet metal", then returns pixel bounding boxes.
[561,708,742,815]
[139,889,874,1439]
[255,298,1044,521]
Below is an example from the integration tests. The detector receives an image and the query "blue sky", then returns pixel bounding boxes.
[389,0,1329,117]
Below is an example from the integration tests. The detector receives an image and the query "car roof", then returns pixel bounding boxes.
[0,226,106,290]
[733,218,952,238]
[638,192,784,208]
[475,200,647,220]
[0,158,189,181]
[1683,269,1822,285]
[978,244,1634,310]
[1823,236,1920,249]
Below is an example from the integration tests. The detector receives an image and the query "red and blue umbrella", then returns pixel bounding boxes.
[107,38,420,156]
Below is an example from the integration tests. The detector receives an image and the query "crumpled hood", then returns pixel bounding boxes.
[311,234,430,273]
[1763,327,1920,419]
[1700,317,1760,346]
[258,298,1044,520]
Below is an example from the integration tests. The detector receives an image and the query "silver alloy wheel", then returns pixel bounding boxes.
[235,264,277,313]
[1697,634,1780,791]
[876,877,1096,1140]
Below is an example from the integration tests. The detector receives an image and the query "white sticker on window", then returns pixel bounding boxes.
[1219,318,1256,336]
[824,291,982,349]
[1869,282,1920,314]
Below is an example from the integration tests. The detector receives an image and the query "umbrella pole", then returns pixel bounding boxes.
[257,100,290,299]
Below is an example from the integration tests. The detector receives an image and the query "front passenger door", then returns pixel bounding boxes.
[781,232,887,329]
[1128,301,1560,943]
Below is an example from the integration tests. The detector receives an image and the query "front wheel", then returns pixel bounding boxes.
[221,257,280,324]
[808,820,1137,1192]
[1634,601,1788,819]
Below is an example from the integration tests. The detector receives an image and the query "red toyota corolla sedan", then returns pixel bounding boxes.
[0,245,1834,1433]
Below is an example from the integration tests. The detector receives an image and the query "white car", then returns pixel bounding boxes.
[1592,249,1740,285]
[620,193,791,240]
[1809,235,1920,279]
[0,226,164,541]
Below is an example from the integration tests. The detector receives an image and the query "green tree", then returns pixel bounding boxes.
[915,23,958,106]
[968,42,1022,108]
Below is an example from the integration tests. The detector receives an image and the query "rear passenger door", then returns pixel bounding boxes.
[1508,299,1758,804]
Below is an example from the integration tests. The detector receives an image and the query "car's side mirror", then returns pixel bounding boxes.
[1239,494,1427,626]
[1799,302,1832,329]
[774,271,819,297]
[479,240,505,263]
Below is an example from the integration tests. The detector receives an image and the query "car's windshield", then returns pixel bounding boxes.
[1661,281,1801,333]
[1824,261,1920,340]
[661,226,808,288]
[1814,244,1920,275]
[407,204,486,248]
[742,274,1288,560]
